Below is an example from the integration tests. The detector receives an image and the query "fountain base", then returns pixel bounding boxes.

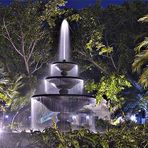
[32,94,96,112]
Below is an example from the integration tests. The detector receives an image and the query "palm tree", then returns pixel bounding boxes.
[0,64,23,111]
[132,15,148,88]
[0,66,10,110]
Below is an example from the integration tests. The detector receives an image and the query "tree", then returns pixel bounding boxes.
[1,1,49,77]
[0,66,10,110]
[0,63,23,112]
[85,74,132,111]
[70,1,148,116]
[0,0,66,78]
[133,15,148,88]
[72,1,148,76]
[0,0,69,114]
[71,4,112,75]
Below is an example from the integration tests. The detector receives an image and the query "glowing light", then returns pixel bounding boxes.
[5,115,9,119]
[86,116,90,120]
[55,66,60,71]
[0,128,3,133]
[72,115,77,120]
[50,83,57,88]
[130,115,137,122]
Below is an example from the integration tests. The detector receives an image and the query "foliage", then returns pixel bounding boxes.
[99,1,148,74]
[71,2,148,116]
[0,1,47,76]
[0,0,68,77]
[72,4,111,75]
[85,74,132,111]
[0,66,10,109]
[41,0,66,28]
[71,1,148,116]
[72,1,148,76]
[0,64,23,111]
[133,14,148,88]
[0,123,148,148]
[138,14,148,22]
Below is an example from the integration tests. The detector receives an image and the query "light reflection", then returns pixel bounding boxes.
[130,115,137,122]
[5,115,9,119]
[86,115,89,120]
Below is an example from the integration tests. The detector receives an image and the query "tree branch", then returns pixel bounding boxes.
[19,23,30,75]
[2,19,24,57]
[27,40,37,62]
[31,60,43,74]
[77,50,109,75]
[110,54,117,71]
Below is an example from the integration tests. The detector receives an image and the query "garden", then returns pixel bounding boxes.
[0,0,147,147]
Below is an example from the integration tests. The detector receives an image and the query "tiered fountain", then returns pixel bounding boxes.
[31,20,96,131]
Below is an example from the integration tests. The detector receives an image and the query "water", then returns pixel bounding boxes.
[51,64,79,77]
[70,80,84,94]
[44,79,48,93]
[31,98,47,130]
[31,98,57,130]
[59,19,70,61]
[31,98,38,129]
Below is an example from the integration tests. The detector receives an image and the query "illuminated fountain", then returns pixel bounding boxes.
[31,19,96,131]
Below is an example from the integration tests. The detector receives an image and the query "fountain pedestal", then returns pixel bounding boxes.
[56,113,71,131]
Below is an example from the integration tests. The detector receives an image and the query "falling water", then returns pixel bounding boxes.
[31,98,38,129]
[31,98,56,130]
[31,98,46,130]
[70,80,84,94]
[59,19,70,61]
[44,79,48,93]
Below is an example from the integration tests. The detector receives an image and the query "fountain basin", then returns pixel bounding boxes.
[32,94,96,113]
[46,76,83,90]
[53,61,77,72]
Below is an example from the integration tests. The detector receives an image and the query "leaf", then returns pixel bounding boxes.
[138,15,148,23]
[135,37,148,53]
[139,68,148,88]
[72,140,80,148]
[99,46,113,55]
[100,140,109,148]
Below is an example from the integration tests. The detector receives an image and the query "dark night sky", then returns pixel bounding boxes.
[66,0,125,9]
[0,0,148,8]
[66,0,148,8]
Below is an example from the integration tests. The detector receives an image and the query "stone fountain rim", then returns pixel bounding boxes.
[52,61,76,64]
[45,76,83,80]
[32,94,95,98]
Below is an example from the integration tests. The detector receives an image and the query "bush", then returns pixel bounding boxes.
[0,123,147,148]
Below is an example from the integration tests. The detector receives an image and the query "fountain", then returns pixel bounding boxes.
[31,19,96,131]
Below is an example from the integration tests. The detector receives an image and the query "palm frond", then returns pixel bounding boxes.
[138,14,148,23]
[132,49,148,72]
[135,37,148,53]
[139,68,148,88]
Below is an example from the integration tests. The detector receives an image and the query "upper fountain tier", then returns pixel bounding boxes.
[51,61,78,77]
[50,62,79,78]
[53,61,76,72]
